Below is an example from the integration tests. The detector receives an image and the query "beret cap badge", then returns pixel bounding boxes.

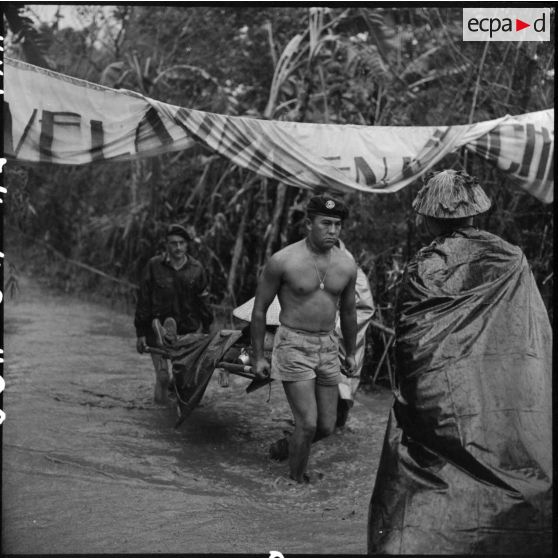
[306,194,348,220]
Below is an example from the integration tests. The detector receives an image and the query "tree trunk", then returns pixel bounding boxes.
[225,193,251,305]
[264,183,287,261]
[149,157,161,216]
[130,160,141,205]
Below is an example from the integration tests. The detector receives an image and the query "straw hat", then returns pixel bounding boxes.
[232,296,282,326]
[412,170,491,218]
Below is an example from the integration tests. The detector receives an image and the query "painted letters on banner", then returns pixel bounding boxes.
[3,57,553,203]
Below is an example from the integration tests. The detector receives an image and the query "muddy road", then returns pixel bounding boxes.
[2,270,393,554]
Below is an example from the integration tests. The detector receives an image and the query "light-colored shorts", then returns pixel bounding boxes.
[271,325,341,386]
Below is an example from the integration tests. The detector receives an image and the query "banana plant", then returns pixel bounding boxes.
[3,5,54,68]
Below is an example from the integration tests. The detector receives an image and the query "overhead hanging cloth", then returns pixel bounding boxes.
[367,227,552,554]
[3,57,554,203]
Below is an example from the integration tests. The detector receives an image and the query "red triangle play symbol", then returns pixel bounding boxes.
[516,19,530,31]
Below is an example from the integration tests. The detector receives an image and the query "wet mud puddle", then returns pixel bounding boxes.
[2,272,392,554]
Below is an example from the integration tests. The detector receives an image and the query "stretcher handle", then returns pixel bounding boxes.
[144,346,171,358]
[217,361,256,379]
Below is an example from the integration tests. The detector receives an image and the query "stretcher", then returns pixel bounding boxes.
[146,326,273,427]
[145,251,377,428]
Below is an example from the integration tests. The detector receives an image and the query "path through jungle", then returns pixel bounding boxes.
[2,265,393,554]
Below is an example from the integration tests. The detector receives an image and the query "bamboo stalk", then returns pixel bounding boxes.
[504,43,522,107]
[183,158,214,209]
[265,183,287,261]
[200,161,235,219]
[467,42,489,124]
[374,83,383,124]
[372,331,395,384]
[464,41,489,169]
[264,21,278,68]
[225,194,250,306]
[369,319,395,337]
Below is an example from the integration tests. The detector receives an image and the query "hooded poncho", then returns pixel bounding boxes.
[368,227,552,554]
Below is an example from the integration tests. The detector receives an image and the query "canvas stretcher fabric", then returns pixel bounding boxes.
[367,227,552,554]
[161,330,243,423]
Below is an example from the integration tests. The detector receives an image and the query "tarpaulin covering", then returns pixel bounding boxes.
[3,57,554,203]
[336,246,375,404]
[160,329,242,425]
[368,227,552,554]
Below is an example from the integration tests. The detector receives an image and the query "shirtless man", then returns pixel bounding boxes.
[251,194,358,483]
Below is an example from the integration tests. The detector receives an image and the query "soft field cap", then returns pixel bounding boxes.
[166,224,190,240]
[412,170,491,218]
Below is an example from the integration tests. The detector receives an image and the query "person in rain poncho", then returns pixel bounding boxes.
[368,170,552,555]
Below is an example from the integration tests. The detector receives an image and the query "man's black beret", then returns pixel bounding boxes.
[306,194,349,220]
[166,224,190,240]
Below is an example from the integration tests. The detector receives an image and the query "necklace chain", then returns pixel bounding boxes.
[307,242,331,290]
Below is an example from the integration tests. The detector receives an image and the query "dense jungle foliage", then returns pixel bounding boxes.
[3,6,554,386]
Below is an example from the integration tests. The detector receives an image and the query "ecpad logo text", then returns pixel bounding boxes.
[463,8,551,41]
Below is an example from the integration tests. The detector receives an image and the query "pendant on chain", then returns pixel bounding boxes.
[307,241,330,292]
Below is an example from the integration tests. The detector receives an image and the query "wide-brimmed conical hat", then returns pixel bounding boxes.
[413,170,491,218]
[232,296,281,326]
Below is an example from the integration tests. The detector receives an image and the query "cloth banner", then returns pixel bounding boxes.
[4,57,554,203]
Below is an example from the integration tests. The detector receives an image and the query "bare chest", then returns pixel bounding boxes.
[283,260,349,296]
